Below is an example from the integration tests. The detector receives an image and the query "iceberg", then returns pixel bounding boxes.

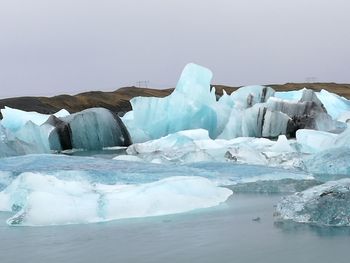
[123,63,342,143]
[0,107,131,156]
[53,108,132,151]
[275,179,350,226]
[0,172,232,226]
[123,63,219,142]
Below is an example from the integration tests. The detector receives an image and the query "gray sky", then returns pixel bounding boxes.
[0,0,349,98]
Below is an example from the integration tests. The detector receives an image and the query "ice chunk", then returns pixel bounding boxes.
[224,145,268,165]
[296,127,350,153]
[0,172,232,226]
[296,129,337,153]
[51,108,132,151]
[275,179,350,226]
[1,106,69,132]
[269,135,295,153]
[127,129,210,155]
[316,89,350,119]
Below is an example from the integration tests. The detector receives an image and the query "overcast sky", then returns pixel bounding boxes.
[0,0,349,98]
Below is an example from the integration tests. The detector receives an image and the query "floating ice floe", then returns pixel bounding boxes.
[0,172,231,226]
[275,179,350,226]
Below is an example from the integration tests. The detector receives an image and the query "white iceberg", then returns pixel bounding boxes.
[0,172,232,226]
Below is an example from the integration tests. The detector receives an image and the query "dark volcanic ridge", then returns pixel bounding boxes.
[1,83,350,118]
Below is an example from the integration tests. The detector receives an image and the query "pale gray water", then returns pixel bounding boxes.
[0,194,349,263]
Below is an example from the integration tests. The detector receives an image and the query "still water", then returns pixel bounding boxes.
[1,194,349,263]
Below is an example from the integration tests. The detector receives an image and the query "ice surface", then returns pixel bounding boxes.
[275,179,350,226]
[124,129,304,169]
[113,155,145,162]
[316,90,350,119]
[1,106,69,132]
[0,172,231,226]
[296,129,337,153]
[275,89,304,101]
[229,85,275,109]
[0,123,40,158]
[303,147,350,178]
[337,111,350,123]
[296,127,350,153]
[269,135,296,153]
